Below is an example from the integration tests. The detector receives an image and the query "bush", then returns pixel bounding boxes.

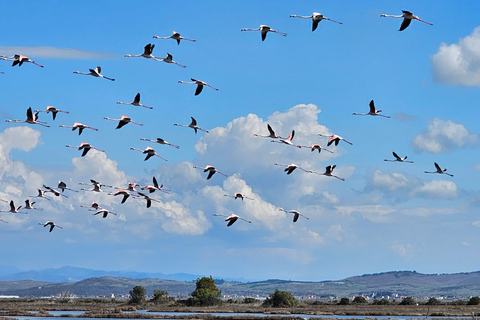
[151,290,169,304]
[373,298,390,305]
[243,297,257,304]
[129,286,146,304]
[262,289,297,307]
[190,276,222,306]
[352,296,368,304]
[426,297,441,305]
[399,297,416,305]
[338,297,350,305]
[468,297,480,305]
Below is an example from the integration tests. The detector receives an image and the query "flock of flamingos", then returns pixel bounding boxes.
[0,9,443,230]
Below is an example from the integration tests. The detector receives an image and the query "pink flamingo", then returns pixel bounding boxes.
[174,117,209,134]
[104,115,143,129]
[140,137,179,149]
[241,25,287,41]
[424,162,453,177]
[153,31,196,44]
[224,193,254,201]
[254,124,284,139]
[59,122,98,135]
[274,163,310,175]
[178,78,218,95]
[6,107,50,127]
[0,200,26,214]
[130,146,168,161]
[39,221,62,232]
[193,165,227,180]
[213,213,251,227]
[125,43,163,61]
[290,12,342,31]
[117,93,152,109]
[141,176,170,194]
[1,54,44,67]
[384,152,414,163]
[318,133,353,146]
[73,66,114,81]
[353,100,390,118]
[34,106,69,120]
[279,208,309,222]
[65,142,104,157]
[381,10,433,31]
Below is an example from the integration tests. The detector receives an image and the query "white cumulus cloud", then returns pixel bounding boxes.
[431,27,480,87]
[412,118,477,153]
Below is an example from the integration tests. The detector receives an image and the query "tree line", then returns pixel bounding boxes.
[128,277,480,307]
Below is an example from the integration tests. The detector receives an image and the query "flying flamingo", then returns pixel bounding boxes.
[6,107,50,127]
[213,213,251,227]
[80,201,101,211]
[297,143,333,154]
[65,142,105,157]
[313,165,345,181]
[73,66,114,81]
[153,31,197,44]
[29,189,51,201]
[254,124,284,139]
[42,185,68,198]
[140,137,179,149]
[0,200,26,214]
[159,53,186,68]
[174,117,209,134]
[384,152,414,163]
[279,208,309,222]
[34,106,69,120]
[125,43,163,61]
[79,179,112,192]
[272,130,299,147]
[241,25,287,41]
[224,193,253,201]
[39,221,62,232]
[130,146,168,161]
[1,54,44,67]
[178,78,218,95]
[57,181,78,193]
[104,115,143,129]
[117,93,153,109]
[353,100,390,118]
[318,133,353,146]
[193,165,227,180]
[380,10,433,31]
[424,162,453,177]
[136,192,161,208]
[24,199,43,211]
[108,189,137,204]
[290,12,343,31]
[274,163,310,175]
[59,122,98,135]
[141,176,170,194]
[93,209,117,219]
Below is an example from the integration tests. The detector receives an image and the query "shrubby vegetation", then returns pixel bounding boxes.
[468,296,480,305]
[189,276,222,306]
[129,285,146,304]
[262,289,297,307]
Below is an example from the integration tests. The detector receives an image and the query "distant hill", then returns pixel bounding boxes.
[0,266,204,283]
[2,270,480,299]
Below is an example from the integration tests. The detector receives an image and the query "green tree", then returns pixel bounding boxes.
[151,290,169,304]
[190,276,221,306]
[338,297,350,305]
[373,298,390,305]
[352,296,368,304]
[262,289,297,307]
[468,296,480,305]
[399,297,416,305]
[426,297,441,305]
[129,285,146,304]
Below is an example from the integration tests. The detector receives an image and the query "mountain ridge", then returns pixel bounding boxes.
[1,268,480,299]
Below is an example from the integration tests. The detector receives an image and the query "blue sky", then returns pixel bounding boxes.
[1,0,480,282]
